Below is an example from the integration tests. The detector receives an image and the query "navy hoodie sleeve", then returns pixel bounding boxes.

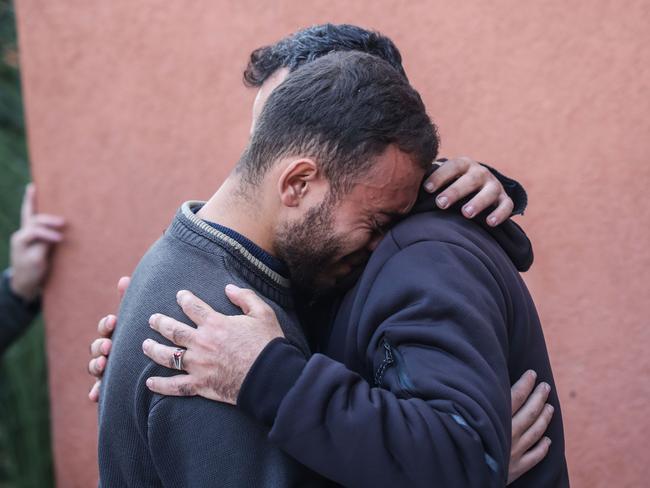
[239,240,512,488]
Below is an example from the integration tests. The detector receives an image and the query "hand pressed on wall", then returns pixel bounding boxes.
[9,184,65,302]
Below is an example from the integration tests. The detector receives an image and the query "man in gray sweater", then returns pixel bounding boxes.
[98,51,438,486]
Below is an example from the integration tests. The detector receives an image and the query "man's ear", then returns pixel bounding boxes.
[277,158,321,207]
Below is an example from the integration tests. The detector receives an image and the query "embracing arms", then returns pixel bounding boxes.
[87,157,549,483]
[139,243,553,485]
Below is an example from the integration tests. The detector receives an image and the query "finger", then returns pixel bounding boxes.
[515,404,554,455]
[98,315,117,338]
[435,167,490,210]
[142,338,190,371]
[21,183,35,226]
[88,355,107,378]
[225,284,272,319]
[88,380,101,402]
[511,370,537,414]
[514,437,552,479]
[145,375,197,397]
[176,290,225,326]
[149,313,196,348]
[117,276,131,300]
[460,183,502,219]
[423,158,469,194]
[90,337,111,358]
[486,193,515,227]
[32,214,65,228]
[17,225,63,245]
[512,382,551,438]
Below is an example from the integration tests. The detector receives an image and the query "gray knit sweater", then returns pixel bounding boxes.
[98,202,326,487]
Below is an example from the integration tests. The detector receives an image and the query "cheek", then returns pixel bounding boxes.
[330,213,374,257]
[340,228,374,256]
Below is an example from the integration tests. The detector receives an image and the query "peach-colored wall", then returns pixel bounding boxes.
[15,1,649,486]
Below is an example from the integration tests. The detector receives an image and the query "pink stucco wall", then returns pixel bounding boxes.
[15,1,650,486]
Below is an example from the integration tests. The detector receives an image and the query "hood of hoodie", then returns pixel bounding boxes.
[409,168,534,272]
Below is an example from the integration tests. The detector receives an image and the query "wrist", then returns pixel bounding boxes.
[238,337,308,427]
[5,268,40,304]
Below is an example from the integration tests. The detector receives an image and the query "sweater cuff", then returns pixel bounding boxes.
[237,337,308,427]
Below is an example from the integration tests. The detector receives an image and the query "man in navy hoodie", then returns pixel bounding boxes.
[87,23,562,486]
[142,180,568,487]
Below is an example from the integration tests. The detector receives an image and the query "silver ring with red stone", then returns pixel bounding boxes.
[172,348,185,371]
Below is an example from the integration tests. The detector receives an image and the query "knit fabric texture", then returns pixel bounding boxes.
[98,201,327,487]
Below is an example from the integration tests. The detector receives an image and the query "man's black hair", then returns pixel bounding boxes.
[243,23,407,87]
[237,51,438,196]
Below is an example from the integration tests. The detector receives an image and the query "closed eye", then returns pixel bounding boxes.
[372,218,391,235]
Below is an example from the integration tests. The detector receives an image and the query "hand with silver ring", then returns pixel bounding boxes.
[142,286,284,405]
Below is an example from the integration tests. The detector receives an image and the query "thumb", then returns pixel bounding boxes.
[21,183,35,226]
[225,284,269,318]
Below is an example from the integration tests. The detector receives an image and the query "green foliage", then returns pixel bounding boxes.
[0,1,54,486]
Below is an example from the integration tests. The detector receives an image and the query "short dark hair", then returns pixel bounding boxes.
[237,51,438,196]
[243,23,407,87]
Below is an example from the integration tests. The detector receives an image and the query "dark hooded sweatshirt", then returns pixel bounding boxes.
[239,190,569,487]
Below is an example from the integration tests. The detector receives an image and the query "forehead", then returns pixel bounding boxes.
[343,146,425,215]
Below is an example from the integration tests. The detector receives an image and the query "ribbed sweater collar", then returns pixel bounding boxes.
[168,201,294,306]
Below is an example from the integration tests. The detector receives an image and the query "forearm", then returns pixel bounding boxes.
[239,340,508,488]
[0,268,40,354]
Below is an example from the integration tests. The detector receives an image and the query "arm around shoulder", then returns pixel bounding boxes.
[239,239,514,487]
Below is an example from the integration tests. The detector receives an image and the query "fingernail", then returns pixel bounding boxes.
[225,284,238,293]
[148,314,157,325]
[488,216,498,226]
[425,182,435,192]
[101,342,110,355]
[545,437,552,445]
[464,205,475,217]
[176,290,188,302]
[146,378,153,388]
[542,382,551,392]
[142,339,151,351]
[547,404,554,414]
[437,196,449,209]
[528,370,537,380]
